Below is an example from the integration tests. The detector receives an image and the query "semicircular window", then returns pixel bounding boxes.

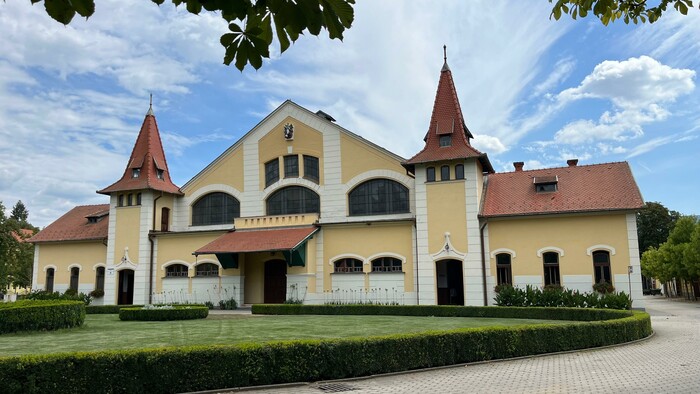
[192,192,240,226]
[266,186,320,215]
[348,179,409,216]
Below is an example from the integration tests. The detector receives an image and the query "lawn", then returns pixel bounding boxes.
[0,314,571,357]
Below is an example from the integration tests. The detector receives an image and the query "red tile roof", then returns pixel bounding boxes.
[98,109,182,195]
[194,226,318,255]
[12,228,35,242]
[404,61,493,172]
[480,162,644,218]
[29,204,110,243]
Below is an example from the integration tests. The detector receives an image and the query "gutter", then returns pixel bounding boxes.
[479,220,488,306]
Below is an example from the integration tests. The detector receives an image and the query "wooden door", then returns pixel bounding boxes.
[264,260,287,304]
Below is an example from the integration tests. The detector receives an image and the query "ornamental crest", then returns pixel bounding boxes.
[283,122,294,140]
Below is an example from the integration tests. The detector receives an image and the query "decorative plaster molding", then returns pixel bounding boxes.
[431,232,466,260]
[586,244,617,256]
[536,246,565,257]
[490,248,517,259]
[67,263,83,272]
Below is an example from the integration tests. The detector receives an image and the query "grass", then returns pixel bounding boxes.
[0,314,572,357]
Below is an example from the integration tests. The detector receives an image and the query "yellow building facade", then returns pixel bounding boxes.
[30,60,646,308]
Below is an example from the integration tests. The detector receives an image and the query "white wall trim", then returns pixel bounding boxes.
[188,184,243,204]
[92,263,106,271]
[161,260,194,270]
[366,252,406,265]
[430,232,466,260]
[343,170,413,194]
[193,258,221,268]
[43,264,57,272]
[536,246,565,257]
[586,244,617,256]
[328,253,366,266]
[262,178,322,199]
[490,248,517,259]
[67,263,83,272]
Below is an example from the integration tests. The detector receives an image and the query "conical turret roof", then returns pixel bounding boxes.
[98,106,182,195]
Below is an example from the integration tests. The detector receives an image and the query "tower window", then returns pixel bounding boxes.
[455,164,464,180]
[441,165,450,181]
[426,167,436,182]
[157,169,164,180]
[136,193,142,206]
[439,135,452,147]
[132,168,141,178]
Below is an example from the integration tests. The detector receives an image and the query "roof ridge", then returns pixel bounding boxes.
[494,161,630,175]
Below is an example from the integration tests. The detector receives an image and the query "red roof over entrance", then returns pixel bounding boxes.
[194,226,318,255]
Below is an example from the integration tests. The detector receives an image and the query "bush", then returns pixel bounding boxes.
[24,290,92,306]
[204,301,215,310]
[592,281,615,294]
[89,289,105,298]
[85,305,144,314]
[0,300,85,334]
[494,285,631,310]
[119,305,209,321]
[0,308,651,393]
[218,298,238,310]
[63,288,78,297]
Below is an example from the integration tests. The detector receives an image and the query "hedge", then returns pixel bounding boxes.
[118,305,209,321]
[251,304,632,321]
[0,306,651,393]
[0,300,85,334]
[85,305,144,314]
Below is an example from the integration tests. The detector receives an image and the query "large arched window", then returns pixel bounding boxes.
[543,252,561,286]
[593,251,612,284]
[371,257,402,272]
[334,258,363,273]
[195,263,219,277]
[348,179,409,216]
[267,186,320,215]
[495,253,512,286]
[192,192,240,226]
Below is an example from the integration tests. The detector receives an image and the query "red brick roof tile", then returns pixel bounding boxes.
[480,162,644,218]
[29,204,110,243]
[98,110,182,195]
[404,61,493,172]
[194,226,318,254]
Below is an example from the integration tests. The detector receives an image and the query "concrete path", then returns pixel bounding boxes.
[234,297,700,393]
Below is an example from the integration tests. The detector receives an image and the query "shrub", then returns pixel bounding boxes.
[494,285,631,310]
[204,301,215,310]
[218,298,238,310]
[89,289,105,298]
[0,300,85,334]
[85,305,144,314]
[63,288,78,297]
[23,290,92,306]
[592,281,615,294]
[0,308,651,393]
[119,305,209,321]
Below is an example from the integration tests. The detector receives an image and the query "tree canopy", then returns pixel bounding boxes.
[636,202,680,255]
[550,0,698,25]
[641,215,700,286]
[0,201,37,292]
[22,0,355,71]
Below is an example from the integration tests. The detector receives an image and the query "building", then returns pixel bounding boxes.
[29,58,646,308]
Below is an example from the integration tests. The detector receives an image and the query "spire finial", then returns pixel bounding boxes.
[441,45,450,72]
[147,93,154,116]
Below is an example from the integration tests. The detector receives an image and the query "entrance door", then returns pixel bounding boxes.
[118,269,135,305]
[436,259,464,305]
[264,260,287,304]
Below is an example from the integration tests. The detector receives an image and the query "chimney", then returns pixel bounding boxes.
[513,162,524,172]
[567,159,579,167]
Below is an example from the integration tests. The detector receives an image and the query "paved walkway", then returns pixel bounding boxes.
[234,297,700,394]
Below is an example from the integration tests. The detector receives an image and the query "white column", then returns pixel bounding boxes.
[464,160,484,306]
[626,213,645,309]
[414,165,434,305]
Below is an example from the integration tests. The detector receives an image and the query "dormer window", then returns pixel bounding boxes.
[534,176,558,193]
[439,135,452,147]
[132,168,141,178]
[157,169,164,180]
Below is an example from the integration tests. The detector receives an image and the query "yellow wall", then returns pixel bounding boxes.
[426,179,467,253]
[183,144,244,194]
[154,231,232,291]
[340,134,406,184]
[488,214,631,280]
[114,206,141,265]
[36,242,106,286]
[258,117,325,188]
[322,223,414,291]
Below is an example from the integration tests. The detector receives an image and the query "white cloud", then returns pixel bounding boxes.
[532,57,576,97]
[627,11,700,68]
[472,135,508,155]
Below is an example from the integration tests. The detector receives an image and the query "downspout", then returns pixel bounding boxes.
[479,220,488,306]
[414,221,419,305]
[149,192,163,304]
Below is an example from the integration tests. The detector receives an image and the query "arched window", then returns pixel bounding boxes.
[593,251,612,284]
[440,165,450,181]
[45,268,55,293]
[348,179,409,216]
[371,257,402,272]
[69,267,80,292]
[195,263,219,277]
[165,264,189,277]
[95,267,105,292]
[192,192,240,226]
[267,186,320,215]
[543,252,560,286]
[334,258,363,273]
[495,253,512,286]
[161,207,170,231]
[426,167,436,182]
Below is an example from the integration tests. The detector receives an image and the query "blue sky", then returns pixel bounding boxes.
[0,1,698,227]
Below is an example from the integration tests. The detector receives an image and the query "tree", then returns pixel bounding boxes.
[642,216,700,293]
[636,202,680,254]
[10,200,29,226]
[20,0,355,71]
[0,201,36,292]
[550,0,698,25]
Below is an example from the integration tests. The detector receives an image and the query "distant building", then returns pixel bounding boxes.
[30,58,646,308]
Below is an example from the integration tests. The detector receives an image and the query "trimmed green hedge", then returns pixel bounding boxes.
[251,304,632,321]
[119,305,209,321]
[0,300,85,334]
[0,308,651,393]
[85,305,144,314]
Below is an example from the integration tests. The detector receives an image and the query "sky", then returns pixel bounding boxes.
[0,1,698,227]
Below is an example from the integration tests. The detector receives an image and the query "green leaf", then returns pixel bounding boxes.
[185,0,202,14]
[70,0,95,18]
[44,0,76,24]
[322,0,355,27]
[220,32,237,47]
